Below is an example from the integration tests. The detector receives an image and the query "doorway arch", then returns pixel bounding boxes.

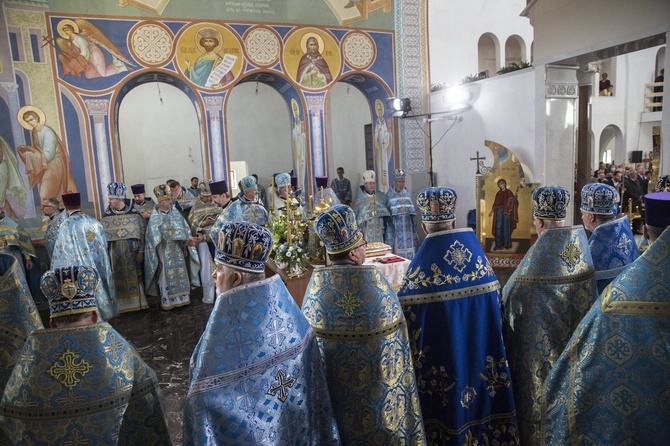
[114,72,205,193]
[478,33,500,77]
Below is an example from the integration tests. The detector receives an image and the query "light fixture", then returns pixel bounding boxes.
[385,97,412,118]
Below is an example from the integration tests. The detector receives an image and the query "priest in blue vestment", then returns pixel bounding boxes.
[203,179,232,248]
[385,169,418,259]
[0,265,171,445]
[352,170,390,243]
[184,221,340,445]
[101,182,149,313]
[42,197,67,263]
[580,182,638,293]
[51,192,118,320]
[0,254,43,391]
[0,203,43,301]
[503,185,597,445]
[145,184,200,310]
[303,204,425,445]
[397,187,519,445]
[186,181,221,304]
[541,191,670,445]
[220,175,268,226]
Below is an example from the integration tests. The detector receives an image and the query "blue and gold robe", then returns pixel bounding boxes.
[0,216,42,301]
[145,207,200,310]
[397,228,518,445]
[101,200,148,313]
[45,209,67,261]
[184,275,340,445]
[352,187,390,243]
[0,322,171,445]
[134,197,156,217]
[385,187,418,259]
[302,265,425,445]
[52,212,118,320]
[503,225,597,445]
[220,197,268,226]
[187,198,221,302]
[541,227,670,445]
[0,254,43,391]
[588,215,639,293]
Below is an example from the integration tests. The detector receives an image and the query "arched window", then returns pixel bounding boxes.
[478,33,500,78]
[505,35,526,66]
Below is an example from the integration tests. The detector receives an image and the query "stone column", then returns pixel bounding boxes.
[1,82,36,218]
[84,98,112,210]
[543,64,579,224]
[306,94,325,179]
[204,95,225,181]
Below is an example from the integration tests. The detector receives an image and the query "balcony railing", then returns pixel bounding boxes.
[643,81,664,111]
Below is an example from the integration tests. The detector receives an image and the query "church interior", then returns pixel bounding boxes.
[0,0,668,443]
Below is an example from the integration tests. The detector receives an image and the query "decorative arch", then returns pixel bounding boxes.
[330,72,394,190]
[655,46,666,78]
[504,35,526,66]
[111,70,208,199]
[478,33,500,78]
[599,124,623,164]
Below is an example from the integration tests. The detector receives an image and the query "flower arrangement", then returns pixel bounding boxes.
[268,199,309,277]
[272,242,307,273]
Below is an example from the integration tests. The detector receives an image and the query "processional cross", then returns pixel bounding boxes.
[470,151,487,175]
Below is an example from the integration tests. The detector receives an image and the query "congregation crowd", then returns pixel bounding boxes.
[1,164,669,445]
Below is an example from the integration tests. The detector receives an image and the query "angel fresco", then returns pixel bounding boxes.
[56,18,134,79]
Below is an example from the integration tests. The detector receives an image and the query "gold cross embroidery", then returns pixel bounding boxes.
[336,292,362,317]
[48,348,92,390]
[560,239,582,269]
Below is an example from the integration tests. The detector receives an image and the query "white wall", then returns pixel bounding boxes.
[430,68,536,228]
[325,82,370,191]
[226,82,292,190]
[525,0,670,64]
[428,0,534,88]
[118,82,204,190]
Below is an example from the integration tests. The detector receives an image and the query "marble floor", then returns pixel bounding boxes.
[36,269,516,445]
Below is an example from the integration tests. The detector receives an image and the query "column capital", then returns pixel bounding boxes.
[204,95,224,113]
[305,95,325,113]
[84,98,110,117]
[0,82,20,93]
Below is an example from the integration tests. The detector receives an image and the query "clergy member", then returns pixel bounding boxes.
[541,192,670,445]
[220,175,269,226]
[184,221,340,445]
[145,184,200,310]
[131,183,155,219]
[580,182,638,293]
[397,187,519,444]
[385,168,418,259]
[302,204,425,444]
[51,192,117,320]
[0,265,171,445]
[352,170,390,243]
[0,254,43,391]
[186,181,220,304]
[101,181,148,313]
[503,185,597,445]
[0,203,42,300]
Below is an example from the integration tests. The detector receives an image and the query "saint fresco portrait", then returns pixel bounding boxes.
[176,23,243,89]
[16,106,78,205]
[283,28,341,90]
